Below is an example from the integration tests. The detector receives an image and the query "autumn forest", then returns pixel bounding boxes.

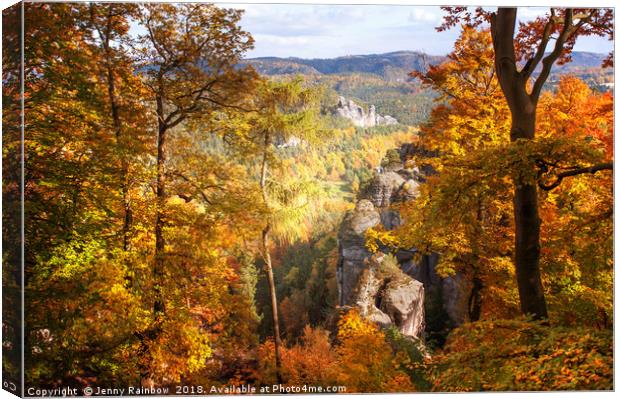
[1,2,614,394]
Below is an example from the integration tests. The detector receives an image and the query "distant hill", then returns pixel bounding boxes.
[241,50,612,127]
[545,52,614,91]
[242,51,445,82]
[554,51,610,70]
[242,50,611,81]
[241,51,445,126]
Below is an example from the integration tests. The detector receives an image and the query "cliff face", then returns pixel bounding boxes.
[336,96,398,128]
[337,144,472,340]
[354,253,426,339]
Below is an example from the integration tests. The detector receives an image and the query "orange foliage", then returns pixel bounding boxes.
[336,311,415,393]
[428,320,612,391]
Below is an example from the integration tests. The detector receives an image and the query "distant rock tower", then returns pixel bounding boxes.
[335,96,398,127]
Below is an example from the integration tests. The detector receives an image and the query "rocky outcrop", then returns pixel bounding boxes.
[376,114,399,126]
[363,171,404,208]
[337,143,473,340]
[336,96,398,128]
[337,178,428,339]
[361,170,420,209]
[352,253,425,338]
[337,199,381,307]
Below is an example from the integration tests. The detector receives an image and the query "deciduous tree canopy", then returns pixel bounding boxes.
[2,3,612,393]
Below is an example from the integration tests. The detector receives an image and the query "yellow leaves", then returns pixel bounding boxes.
[365,227,400,253]
[334,310,416,392]
[39,240,106,281]
[486,256,514,274]
[358,130,414,169]
[398,69,613,319]
[337,309,380,339]
[434,257,458,279]
[166,195,186,206]
[148,317,213,381]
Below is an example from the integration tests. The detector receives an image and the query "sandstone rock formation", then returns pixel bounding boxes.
[337,143,473,340]
[363,171,405,208]
[337,177,428,339]
[336,96,398,128]
[353,253,425,339]
[337,199,381,307]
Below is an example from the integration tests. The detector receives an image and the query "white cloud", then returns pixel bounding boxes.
[230,4,369,37]
[516,7,550,21]
[408,9,440,24]
[221,4,612,59]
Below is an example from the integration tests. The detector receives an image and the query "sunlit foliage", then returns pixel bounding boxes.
[5,2,613,393]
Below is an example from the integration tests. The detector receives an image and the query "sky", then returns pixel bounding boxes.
[223,3,614,59]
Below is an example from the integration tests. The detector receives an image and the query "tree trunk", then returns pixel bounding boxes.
[259,133,283,383]
[262,225,283,384]
[510,114,548,320]
[104,54,133,252]
[154,91,166,317]
[139,84,167,387]
[468,200,483,322]
[122,182,133,251]
[492,8,548,320]
[468,277,483,322]
[94,4,133,252]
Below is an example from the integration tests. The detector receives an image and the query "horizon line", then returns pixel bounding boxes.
[243,49,610,61]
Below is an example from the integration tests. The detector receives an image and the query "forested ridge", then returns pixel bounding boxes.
[1,2,614,393]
